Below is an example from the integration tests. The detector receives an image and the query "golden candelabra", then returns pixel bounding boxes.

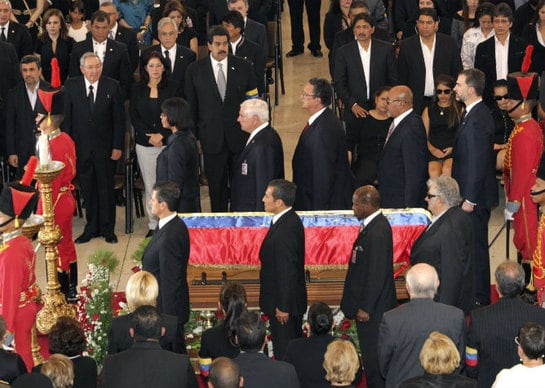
[33,161,76,336]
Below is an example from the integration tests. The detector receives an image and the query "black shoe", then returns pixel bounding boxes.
[145,229,155,238]
[67,262,79,303]
[75,233,94,244]
[104,233,118,244]
[286,49,303,57]
[311,49,323,58]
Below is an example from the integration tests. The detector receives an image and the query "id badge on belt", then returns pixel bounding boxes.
[241,160,248,175]
[351,246,363,263]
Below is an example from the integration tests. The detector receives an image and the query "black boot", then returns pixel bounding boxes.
[57,271,69,296]
[67,262,79,303]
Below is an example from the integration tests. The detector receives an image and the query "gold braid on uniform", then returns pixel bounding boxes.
[503,123,524,182]
[533,213,545,282]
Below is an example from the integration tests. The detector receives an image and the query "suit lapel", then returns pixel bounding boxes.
[206,56,223,103]
[351,42,366,87]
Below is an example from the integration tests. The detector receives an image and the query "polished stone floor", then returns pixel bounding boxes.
[33,3,512,295]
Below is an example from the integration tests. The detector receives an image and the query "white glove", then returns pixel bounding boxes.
[504,208,514,222]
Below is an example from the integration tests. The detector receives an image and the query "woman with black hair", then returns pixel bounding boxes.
[284,302,339,388]
[199,282,248,374]
[156,96,201,213]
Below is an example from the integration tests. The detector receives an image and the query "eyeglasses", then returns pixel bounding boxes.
[386,98,405,104]
[436,89,451,95]
[301,91,316,98]
[515,336,520,346]
[494,94,509,101]
[426,193,440,199]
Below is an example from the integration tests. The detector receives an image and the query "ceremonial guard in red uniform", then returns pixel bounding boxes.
[531,154,545,305]
[503,70,543,279]
[0,159,40,371]
[35,61,78,302]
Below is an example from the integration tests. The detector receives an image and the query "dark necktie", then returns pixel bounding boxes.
[88,85,95,113]
[302,122,310,135]
[0,27,6,41]
[164,50,172,73]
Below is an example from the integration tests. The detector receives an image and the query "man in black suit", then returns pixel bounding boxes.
[6,55,50,179]
[69,10,131,99]
[227,0,268,60]
[0,40,21,168]
[292,77,352,211]
[185,25,258,212]
[377,85,428,208]
[410,176,474,314]
[100,305,198,388]
[259,179,306,360]
[334,13,397,144]
[397,8,462,114]
[142,17,196,96]
[341,185,396,388]
[209,357,244,388]
[63,52,124,244]
[142,181,191,333]
[0,1,33,59]
[378,263,466,388]
[231,99,284,211]
[234,311,300,388]
[452,68,497,306]
[99,2,139,74]
[474,3,526,106]
[466,261,545,388]
[222,10,265,95]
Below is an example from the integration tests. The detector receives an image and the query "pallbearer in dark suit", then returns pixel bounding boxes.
[0,2,33,59]
[410,176,474,314]
[185,25,258,212]
[452,68,497,306]
[0,40,21,160]
[292,78,352,211]
[377,85,429,208]
[142,181,191,331]
[259,179,307,360]
[341,185,396,388]
[231,99,284,211]
[63,52,124,244]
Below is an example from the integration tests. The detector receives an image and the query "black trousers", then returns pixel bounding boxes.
[357,317,385,388]
[203,149,238,212]
[287,0,321,51]
[470,207,491,305]
[269,314,303,360]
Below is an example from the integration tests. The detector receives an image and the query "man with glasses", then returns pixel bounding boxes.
[397,7,462,114]
[474,2,526,106]
[491,79,515,172]
[377,85,428,208]
[410,176,474,314]
[292,77,351,210]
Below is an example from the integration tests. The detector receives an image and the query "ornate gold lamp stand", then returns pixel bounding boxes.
[34,161,76,336]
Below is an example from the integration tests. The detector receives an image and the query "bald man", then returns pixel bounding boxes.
[208,357,243,388]
[377,85,428,208]
[341,185,396,388]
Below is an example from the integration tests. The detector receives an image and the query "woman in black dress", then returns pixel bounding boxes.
[199,282,247,374]
[130,51,180,235]
[157,96,201,213]
[36,8,74,84]
[422,74,463,177]
[323,0,352,52]
[348,86,392,188]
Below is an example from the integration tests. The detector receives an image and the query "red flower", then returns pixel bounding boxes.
[266,334,272,341]
[92,313,99,321]
[261,314,269,322]
[340,319,352,331]
[215,310,224,320]
[131,266,140,273]
[341,333,350,339]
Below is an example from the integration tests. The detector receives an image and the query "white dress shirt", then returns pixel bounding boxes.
[358,40,372,100]
[495,34,510,80]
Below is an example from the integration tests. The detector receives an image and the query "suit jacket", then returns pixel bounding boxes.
[6,80,51,174]
[474,34,527,105]
[397,33,462,113]
[284,334,337,388]
[33,356,97,388]
[142,216,190,324]
[400,373,477,388]
[199,321,240,360]
[156,130,201,213]
[230,125,284,211]
[107,312,185,354]
[142,44,196,96]
[259,209,307,316]
[0,41,20,113]
[466,297,545,388]
[341,213,397,320]
[292,108,352,211]
[0,349,26,384]
[69,37,131,99]
[377,111,429,208]
[100,341,198,388]
[232,37,264,94]
[234,352,300,388]
[114,25,139,73]
[334,39,398,113]
[185,54,258,154]
[378,298,466,388]
[62,76,125,162]
[35,36,74,84]
[244,18,268,61]
[452,101,498,209]
[410,206,474,314]
[4,21,33,59]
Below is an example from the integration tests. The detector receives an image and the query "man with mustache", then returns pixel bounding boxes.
[185,25,258,211]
